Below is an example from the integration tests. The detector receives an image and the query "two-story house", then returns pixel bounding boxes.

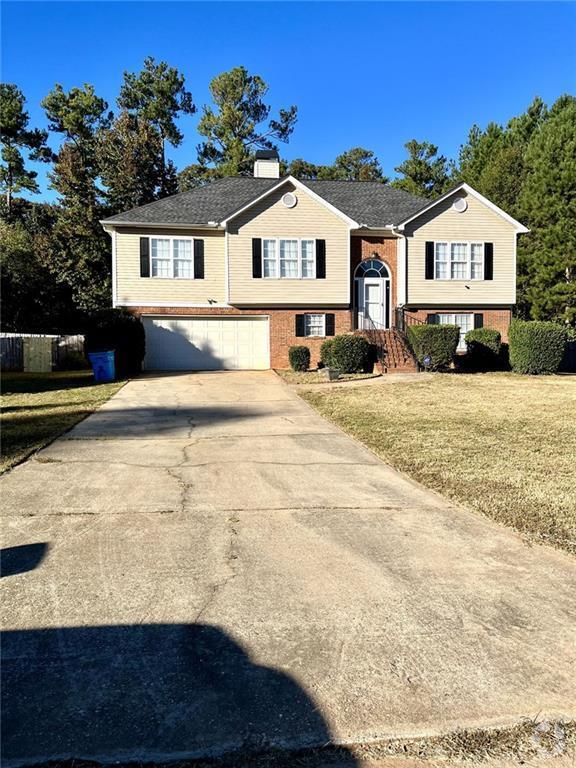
[101,150,528,371]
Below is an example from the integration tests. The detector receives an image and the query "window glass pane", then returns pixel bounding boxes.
[280,239,298,278]
[173,239,192,278]
[470,243,483,279]
[263,239,277,278]
[151,238,170,278]
[305,314,324,337]
[435,243,448,279]
[450,242,467,279]
[301,240,315,278]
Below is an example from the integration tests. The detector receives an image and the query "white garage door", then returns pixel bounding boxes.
[143,316,270,371]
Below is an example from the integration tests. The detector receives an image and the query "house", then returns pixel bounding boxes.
[101,150,529,372]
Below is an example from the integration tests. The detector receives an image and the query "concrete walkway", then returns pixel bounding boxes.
[2,371,575,766]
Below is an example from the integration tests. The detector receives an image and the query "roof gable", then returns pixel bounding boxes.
[396,182,529,233]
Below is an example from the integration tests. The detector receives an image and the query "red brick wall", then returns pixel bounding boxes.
[404,307,513,341]
[127,305,352,369]
[351,236,398,311]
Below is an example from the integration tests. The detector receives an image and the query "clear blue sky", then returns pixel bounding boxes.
[2,1,575,202]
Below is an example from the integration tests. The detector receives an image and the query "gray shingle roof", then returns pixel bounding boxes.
[102,176,427,228]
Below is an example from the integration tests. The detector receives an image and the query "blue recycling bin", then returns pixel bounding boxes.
[88,350,115,383]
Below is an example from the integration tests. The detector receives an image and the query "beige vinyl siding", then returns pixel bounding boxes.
[405,191,516,305]
[228,183,350,305]
[115,228,226,305]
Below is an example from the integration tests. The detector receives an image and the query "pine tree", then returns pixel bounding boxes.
[119,57,194,196]
[0,84,52,216]
[392,140,450,198]
[320,147,387,182]
[518,95,576,324]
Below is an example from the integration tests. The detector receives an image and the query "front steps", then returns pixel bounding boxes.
[380,329,419,373]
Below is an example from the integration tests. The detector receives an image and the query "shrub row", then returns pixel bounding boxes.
[406,324,460,371]
[289,334,370,373]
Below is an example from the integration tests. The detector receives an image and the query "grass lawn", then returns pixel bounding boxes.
[276,369,380,385]
[300,372,576,555]
[1,371,124,473]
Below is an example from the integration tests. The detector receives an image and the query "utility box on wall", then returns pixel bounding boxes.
[22,337,54,373]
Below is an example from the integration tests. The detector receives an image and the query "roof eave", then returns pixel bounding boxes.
[100,220,224,230]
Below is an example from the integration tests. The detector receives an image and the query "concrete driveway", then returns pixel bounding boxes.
[2,371,575,766]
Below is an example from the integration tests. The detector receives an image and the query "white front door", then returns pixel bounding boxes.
[358,278,388,329]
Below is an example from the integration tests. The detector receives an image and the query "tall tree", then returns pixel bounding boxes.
[392,140,450,198]
[97,111,164,212]
[118,57,194,196]
[0,84,51,216]
[287,158,321,179]
[180,66,297,188]
[41,84,112,312]
[517,95,576,324]
[320,147,387,182]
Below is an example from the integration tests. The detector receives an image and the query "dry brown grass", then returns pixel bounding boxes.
[300,372,576,555]
[1,372,124,472]
[276,369,379,385]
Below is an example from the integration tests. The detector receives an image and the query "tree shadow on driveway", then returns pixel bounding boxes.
[2,623,358,767]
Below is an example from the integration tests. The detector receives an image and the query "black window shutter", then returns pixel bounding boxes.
[194,239,205,279]
[426,313,438,325]
[484,243,494,280]
[316,239,326,279]
[252,238,262,278]
[140,237,150,277]
[425,241,435,280]
[474,313,484,329]
[295,315,305,337]
[325,313,335,336]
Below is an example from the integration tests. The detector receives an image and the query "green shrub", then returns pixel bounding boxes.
[58,350,90,371]
[288,345,311,372]
[329,334,370,373]
[508,320,567,375]
[84,308,145,377]
[320,339,335,368]
[406,324,459,371]
[464,328,502,369]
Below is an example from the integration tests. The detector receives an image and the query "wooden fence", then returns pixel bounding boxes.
[1,334,85,372]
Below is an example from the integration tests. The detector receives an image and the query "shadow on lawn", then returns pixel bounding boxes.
[0,372,98,395]
[2,623,358,766]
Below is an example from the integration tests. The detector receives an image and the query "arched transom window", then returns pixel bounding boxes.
[355,259,390,278]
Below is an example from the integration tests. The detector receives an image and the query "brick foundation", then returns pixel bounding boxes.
[403,307,513,341]
[127,305,352,369]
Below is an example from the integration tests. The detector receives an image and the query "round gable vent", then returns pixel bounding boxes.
[282,192,297,208]
[452,197,468,213]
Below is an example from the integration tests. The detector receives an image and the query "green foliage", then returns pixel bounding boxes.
[328,335,370,373]
[97,112,164,211]
[287,147,387,183]
[118,57,194,196]
[180,66,297,187]
[464,328,502,369]
[392,139,451,198]
[406,325,460,371]
[288,345,311,372]
[517,95,576,324]
[320,339,335,368]
[0,84,52,214]
[84,308,145,377]
[508,319,567,375]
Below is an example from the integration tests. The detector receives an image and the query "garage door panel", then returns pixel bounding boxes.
[143,316,270,371]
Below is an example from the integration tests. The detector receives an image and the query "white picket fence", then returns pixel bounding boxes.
[0,333,85,372]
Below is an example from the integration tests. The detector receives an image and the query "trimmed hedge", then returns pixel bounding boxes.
[508,320,567,375]
[329,334,370,373]
[407,324,460,371]
[320,339,335,368]
[84,308,145,377]
[288,345,311,372]
[465,328,502,369]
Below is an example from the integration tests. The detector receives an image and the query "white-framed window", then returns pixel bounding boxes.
[434,241,484,280]
[304,313,325,337]
[437,313,474,351]
[150,237,195,279]
[262,238,316,279]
